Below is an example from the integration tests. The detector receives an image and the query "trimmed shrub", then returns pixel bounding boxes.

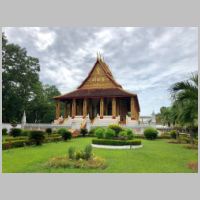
[2,139,30,150]
[119,130,128,140]
[2,142,12,150]
[95,128,105,139]
[158,134,171,139]
[68,147,76,159]
[88,128,96,136]
[46,128,52,135]
[62,131,72,141]
[92,139,141,146]
[144,127,158,140]
[57,128,67,135]
[80,128,88,137]
[2,128,7,135]
[29,131,45,145]
[21,129,30,136]
[108,124,123,136]
[170,130,177,139]
[49,133,61,138]
[10,128,22,137]
[126,128,134,140]
[84,144,93,160]
[5,136,28,142]
[45,136,62,143]
[58,128,72,140]
[104,128,115,139]
[135,134,145,139]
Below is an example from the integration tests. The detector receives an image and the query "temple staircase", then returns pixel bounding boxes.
[91,115,120,127]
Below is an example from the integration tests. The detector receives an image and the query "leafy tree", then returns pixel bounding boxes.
[2,33,40,122]
[2,33,61,123]
[26,83,60,123]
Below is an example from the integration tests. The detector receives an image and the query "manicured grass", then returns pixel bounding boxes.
[2,137,198,173]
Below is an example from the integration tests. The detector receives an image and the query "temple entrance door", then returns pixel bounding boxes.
[119,99,127,124]
[89,99,100,120]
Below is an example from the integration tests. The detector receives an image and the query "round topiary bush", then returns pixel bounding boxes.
[29,130,45,145]
[95,128,105,139]
[58,128,72,141]
[10,128,22,137]
[144,127,158,140]
[108,124,123,137]
[118,130,128,140]
[104,128,115,139]
[80,128,88,137]
[46,128,52,135]
[61,130,72,141]
[126,128,134,140]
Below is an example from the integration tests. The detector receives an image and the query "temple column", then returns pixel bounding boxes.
[100,98,104,119]
[72,99,76,118]
[116,99,120,116]
[130,97,135,120]
[112,97,116,119]
[104,99,108,115]
[55,101,61,119]
[64,101,68,118]
[83,98,87,118]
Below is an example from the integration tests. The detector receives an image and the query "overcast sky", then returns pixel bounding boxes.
[3,27,198,115]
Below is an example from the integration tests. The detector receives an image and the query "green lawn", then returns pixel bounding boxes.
[2,137,198,173]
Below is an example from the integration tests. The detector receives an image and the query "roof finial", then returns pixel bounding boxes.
[100,52,103,62]
[97,52,99,61]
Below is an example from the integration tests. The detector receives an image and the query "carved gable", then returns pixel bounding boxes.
[79,62,118,89]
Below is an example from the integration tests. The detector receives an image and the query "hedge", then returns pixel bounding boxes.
[92,139,141,146]
[158,134,171,139]
[45,136,62,143]
[2,139,31,150]
[5,136,28,142]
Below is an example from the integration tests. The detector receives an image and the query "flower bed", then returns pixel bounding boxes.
[46,156,107,169]
[46,144,107,169]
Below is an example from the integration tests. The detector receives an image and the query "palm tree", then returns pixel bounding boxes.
[170,73,198,145]
[159,107,171,127]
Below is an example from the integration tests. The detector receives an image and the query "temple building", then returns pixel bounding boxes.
[53,55,140,128]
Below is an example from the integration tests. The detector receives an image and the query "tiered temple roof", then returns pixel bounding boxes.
[54,56,140,111]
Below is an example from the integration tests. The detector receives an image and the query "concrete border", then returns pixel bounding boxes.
[91,144,143,149]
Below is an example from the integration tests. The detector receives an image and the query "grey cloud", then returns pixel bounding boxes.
[4,27,198,115]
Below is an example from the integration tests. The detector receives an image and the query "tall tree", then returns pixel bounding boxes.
[2,33,40,122]
[2,33,61,123]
